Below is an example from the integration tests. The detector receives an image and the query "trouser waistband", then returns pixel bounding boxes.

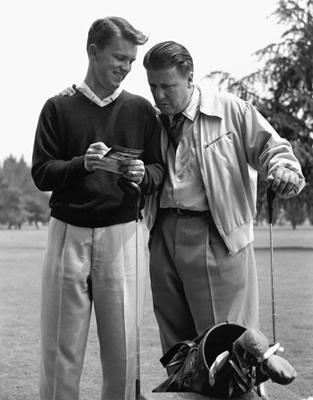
[161,208,211,217]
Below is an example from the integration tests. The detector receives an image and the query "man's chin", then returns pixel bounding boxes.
[113,80,122,88]
[158,106,173,116]
[113,74,125,86]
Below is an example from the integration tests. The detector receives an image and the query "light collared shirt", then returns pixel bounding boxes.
[76,81,123,107]
[160,86,210,211]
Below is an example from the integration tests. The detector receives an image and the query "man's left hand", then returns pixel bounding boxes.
[118,159,145,185]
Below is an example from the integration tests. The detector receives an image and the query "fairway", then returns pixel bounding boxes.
[0,225,312,399]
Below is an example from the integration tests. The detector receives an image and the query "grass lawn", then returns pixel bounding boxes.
[0,224,312,399]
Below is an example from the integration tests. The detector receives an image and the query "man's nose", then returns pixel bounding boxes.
[121,61,132,73]
[155,87,165,101]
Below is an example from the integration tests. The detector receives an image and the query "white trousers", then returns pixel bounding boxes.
[40,217,146,400]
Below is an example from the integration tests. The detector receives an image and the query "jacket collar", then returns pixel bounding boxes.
[154,84,224,120]
[196,84,224,119]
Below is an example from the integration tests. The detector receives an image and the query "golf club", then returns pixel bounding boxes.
[254,187,278,400]
[118,178,142,397]
[267,186,277,345]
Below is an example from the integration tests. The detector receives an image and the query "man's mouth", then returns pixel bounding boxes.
[114,72,124,81]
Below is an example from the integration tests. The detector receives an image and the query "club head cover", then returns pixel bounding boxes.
[233,328,297,386]
[262,354,297,385]
[233,328,270,361]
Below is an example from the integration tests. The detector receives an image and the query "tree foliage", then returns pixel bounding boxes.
[0,156,49,228]
[204,0,313,227]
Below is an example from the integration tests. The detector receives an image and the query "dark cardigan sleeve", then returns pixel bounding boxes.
[140,106,166,195]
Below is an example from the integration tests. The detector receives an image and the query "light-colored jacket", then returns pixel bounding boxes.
[145,87,305,255]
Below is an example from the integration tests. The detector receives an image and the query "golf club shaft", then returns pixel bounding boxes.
[117,178,142,396]
[267,186,277,344]
[269,221,276,343]
[135,212,141,396]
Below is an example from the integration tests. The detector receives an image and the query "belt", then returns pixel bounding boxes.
[163,208,210,217]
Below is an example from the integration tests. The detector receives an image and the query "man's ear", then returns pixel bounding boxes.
[88,44,98,61]
[187,71,194,87]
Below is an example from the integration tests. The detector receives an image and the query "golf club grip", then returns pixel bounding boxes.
[118,178,141,221]
[117,178,141,195]
[267,187,276,224]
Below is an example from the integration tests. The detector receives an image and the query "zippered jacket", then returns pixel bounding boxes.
[145,87,305,255]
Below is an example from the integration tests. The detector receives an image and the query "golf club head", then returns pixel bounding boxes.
[118,178,141,221]
[267,186,276,224]
[118,178,141,199]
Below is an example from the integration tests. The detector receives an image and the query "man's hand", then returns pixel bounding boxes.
[118,159,145,185]
[85,144,145,184]
[58,86,76,97]
[268,166,303,198]
[84,142,110,172]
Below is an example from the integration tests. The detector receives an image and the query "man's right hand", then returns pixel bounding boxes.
[84,142,110,172]
[58,86,76,97]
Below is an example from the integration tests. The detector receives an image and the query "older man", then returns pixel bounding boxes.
[143,41,305,355]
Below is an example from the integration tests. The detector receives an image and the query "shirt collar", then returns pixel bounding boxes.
[182,86,200,121]
[76,81,123,107]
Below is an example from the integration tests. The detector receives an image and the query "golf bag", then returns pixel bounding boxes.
[153,322,296,398]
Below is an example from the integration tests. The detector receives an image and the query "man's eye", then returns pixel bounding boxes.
[115,55,125,61]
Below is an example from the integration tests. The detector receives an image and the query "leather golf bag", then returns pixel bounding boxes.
[154,322,252,397]
[153,322,296,398]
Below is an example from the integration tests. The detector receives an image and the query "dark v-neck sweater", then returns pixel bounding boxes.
[31,90,164,227]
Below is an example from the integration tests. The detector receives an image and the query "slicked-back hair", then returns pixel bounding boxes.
[143,41,194,77]
[87,16,148,51]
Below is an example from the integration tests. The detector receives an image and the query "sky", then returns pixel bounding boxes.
[0,0,284,165]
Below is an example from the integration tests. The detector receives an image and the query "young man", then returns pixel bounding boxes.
[143,41,305,356]
[32,17,164,400]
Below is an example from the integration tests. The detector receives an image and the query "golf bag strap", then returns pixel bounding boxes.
[160,340,197,368]
[178,347,198,391]
[160,327,213,369]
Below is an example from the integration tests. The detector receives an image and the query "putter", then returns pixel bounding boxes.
[267,186,277,344]
[118,178,142,397]
[255,187,277,400]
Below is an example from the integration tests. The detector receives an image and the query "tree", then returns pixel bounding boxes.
[0,173,27,228]
[24,195,50,227]
[3,155,30,190]
[0,156,50,228]
[282,195,307,229]
[204,0,313,227]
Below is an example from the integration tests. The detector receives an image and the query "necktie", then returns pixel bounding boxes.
[168,113,185,151]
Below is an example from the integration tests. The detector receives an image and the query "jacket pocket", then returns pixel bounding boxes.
[205,131,233,148]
